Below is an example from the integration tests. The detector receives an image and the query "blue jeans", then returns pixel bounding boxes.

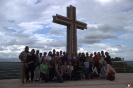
[85,68,89,79]
[74,73,81,80]
[55,73,63,83]
[62,72,70,80]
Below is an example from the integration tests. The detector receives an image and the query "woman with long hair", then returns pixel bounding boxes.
[25,49,36,83]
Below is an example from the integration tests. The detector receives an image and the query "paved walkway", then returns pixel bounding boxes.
[0,73,133,88]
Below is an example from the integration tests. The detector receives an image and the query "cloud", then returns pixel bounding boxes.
[0,0,133,61]
[98,24,126,32]
[49,29,63,35]
[120,33,133,40]
[18,22,44,33]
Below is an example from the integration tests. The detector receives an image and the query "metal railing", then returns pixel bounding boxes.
[111,61,133,73]
[0,61,133,79]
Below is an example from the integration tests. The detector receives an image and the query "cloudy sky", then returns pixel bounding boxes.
[0,0,133,61]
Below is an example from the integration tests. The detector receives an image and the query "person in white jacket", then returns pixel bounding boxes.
[89,63,98,78]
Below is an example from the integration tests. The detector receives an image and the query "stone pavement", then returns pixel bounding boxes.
[0,73,133,88]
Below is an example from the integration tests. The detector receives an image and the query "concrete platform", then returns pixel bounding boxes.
[0,73,133,88]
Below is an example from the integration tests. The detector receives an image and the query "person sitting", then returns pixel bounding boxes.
[73,62,82,80]
[67,61,73,80]
[103,60,116,81]
[98,52,105,78]
[89,63,98,79]
[62,61,69,80]
[40,59,49,82]
[55,58,64,83]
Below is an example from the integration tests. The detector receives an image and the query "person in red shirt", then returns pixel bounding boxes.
[93,52,100,76]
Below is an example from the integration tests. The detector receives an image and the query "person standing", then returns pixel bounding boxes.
[48,55,56,82]
[19,46,29,83]
[98,52,105,78]
[34,50,40,81]
[84,59,89,80]
[42,52,47,61]
[59,50,63,58]
[93,52,100,76]
[25,49,36,83]
[39,53,42,64]
[85,52,89,62]
[52,49,56,56]
[105,52,112,65]
[46,51,52,63]
[62,52,68,64]
[101,51,105,60]
[88,53,93,74]
[79,53,86,64]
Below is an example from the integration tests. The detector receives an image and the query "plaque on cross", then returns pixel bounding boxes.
[53,5,87,56]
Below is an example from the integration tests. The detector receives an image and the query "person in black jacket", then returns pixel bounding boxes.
[25,49,36,83]
[73,62,82,80]
[48,55,56,82]
[105,52,112,65]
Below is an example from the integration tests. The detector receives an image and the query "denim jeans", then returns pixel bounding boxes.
[85,68,89,79]
[74,73,81,80]
[55,73,63,83]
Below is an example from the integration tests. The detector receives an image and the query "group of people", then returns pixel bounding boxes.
[19,46,116,83]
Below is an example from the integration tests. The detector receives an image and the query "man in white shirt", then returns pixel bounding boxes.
[46,51,52,63]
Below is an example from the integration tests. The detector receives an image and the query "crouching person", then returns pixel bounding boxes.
[103,60,116,81]
[40,59,49,82]
[55,58,64,83]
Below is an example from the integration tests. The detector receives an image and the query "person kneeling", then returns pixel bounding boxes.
[103,60,116,81]
[40,59,49,82]
[55,59,64,83]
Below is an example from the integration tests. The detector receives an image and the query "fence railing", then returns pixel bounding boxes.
[0,61,133,79]
[111,61,133,73]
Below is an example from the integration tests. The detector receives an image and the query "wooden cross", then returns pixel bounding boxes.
[53,5,87,56]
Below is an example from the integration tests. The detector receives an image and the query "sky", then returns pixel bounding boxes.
[0,0,133,62]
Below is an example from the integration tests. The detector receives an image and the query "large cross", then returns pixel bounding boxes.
[53,5,87,56]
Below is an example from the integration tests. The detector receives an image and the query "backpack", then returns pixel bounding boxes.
[90,73,94,79]
[107,76,115,81]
